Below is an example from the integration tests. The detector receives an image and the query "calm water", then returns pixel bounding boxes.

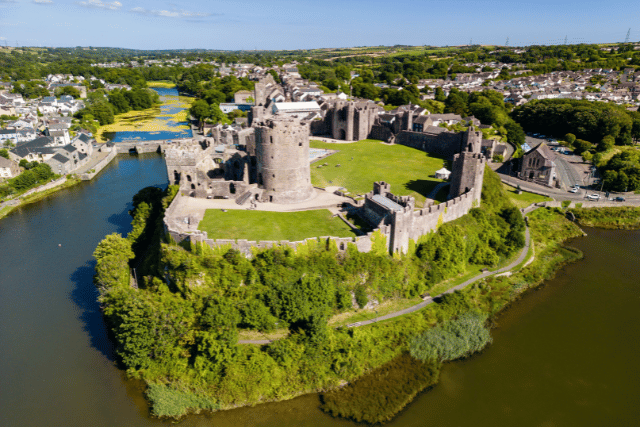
[0,155,638,426]
[107,87,193,142]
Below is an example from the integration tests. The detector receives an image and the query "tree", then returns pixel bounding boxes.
[189,99,210,125]
[573,139,593,155]
[597,135,615,152]
[565,133,576,145]
[0,149,8,159]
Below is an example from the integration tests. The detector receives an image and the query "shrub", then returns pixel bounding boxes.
[409,312,492,362]
[354,285,368,308]
[147,383,218,418]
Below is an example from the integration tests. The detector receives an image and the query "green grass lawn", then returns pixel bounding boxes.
[310,139,445,206]
[198,209,358,242]
[503,183,553,209]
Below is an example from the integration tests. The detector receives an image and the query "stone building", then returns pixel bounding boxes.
[254,116,313,203]
[518,143,556,187]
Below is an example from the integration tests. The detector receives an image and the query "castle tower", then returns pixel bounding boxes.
[448,128,485,204]
[332,101,355,141]
[255,116,314,204]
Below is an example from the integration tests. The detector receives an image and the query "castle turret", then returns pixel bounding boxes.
[449,128,485,204]
[255,116,313,204]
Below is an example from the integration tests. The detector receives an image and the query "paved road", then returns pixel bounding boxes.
[239,219,533,344]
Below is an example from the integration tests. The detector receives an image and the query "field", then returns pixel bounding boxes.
[198,209,358,242]
[310,139,445,206]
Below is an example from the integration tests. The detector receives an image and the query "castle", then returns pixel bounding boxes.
[163,81,487,255]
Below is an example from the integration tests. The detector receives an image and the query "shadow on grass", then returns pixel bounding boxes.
[404,179,439,199]
[69,261,116,362]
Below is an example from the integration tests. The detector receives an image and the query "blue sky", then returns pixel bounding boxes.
[0,0,638,50]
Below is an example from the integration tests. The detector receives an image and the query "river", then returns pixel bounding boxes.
[1,154,638,426]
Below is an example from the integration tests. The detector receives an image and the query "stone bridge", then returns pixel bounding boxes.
[114,138,193,154]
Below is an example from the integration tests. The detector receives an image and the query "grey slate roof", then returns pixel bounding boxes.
[51,153,70,163]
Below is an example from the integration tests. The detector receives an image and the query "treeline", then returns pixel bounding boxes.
[512,99,640,145]
[74,87,160,126]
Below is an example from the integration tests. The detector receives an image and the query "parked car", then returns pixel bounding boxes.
[614,196,626,202]
[587,194,600,201]
[569,187,579,193]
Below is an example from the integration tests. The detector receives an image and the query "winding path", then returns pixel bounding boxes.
[238,223,532,345]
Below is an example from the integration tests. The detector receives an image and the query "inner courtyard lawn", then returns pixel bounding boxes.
[198,209,358,242]
[310,139,446,206]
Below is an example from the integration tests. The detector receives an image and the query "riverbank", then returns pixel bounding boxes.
[569,206,640,229]
[0,175,82,220]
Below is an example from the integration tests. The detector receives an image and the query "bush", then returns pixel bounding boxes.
[354,285,368,308]
[492,154,504,163]
[147,383,218,418]
[409,312,492,362]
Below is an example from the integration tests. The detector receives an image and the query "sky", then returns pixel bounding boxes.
[0,0,639,51]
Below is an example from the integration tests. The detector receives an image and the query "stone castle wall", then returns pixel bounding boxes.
[395,130,463,159]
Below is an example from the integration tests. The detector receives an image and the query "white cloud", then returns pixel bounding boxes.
[0,0,19,3]
[129,7,215,18]
[0,37,6,40]
[78,0,122,10]
[33,0,54,4]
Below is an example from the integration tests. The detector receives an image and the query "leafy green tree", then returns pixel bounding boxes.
[190,99,210,124]
[565,133,576,144]
[573,139,593,155]
[597,135,615,152]
[0,149,9,159]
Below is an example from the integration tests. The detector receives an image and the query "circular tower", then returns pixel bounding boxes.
[255,116,314,204]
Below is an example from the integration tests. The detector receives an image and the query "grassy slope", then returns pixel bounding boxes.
[310,139,445,206]
[503,183,553,208]
[198,209,358,242]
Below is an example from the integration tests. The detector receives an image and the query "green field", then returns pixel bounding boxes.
[310,139,445,206]
[198,209,358,241]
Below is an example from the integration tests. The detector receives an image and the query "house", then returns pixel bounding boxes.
[519,142,557,187]
[233,90,254,104]
[71,133,94,156]
[0,129,19,145]
[272,101,321,116]
[9,136,58,162]
[0,156,20,179]
[428,113,463,126]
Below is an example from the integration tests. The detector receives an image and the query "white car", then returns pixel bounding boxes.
[569,187,579,193]
[587,194,600,201]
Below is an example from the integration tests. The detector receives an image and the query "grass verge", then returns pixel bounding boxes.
[503,183,553,208]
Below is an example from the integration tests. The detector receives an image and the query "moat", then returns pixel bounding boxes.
[1,154,639,426]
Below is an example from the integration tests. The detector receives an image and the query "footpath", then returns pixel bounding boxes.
[238,218,533,345]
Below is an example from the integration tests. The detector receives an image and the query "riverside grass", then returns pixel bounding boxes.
[569,206,640,229]
[320,353,440,424]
